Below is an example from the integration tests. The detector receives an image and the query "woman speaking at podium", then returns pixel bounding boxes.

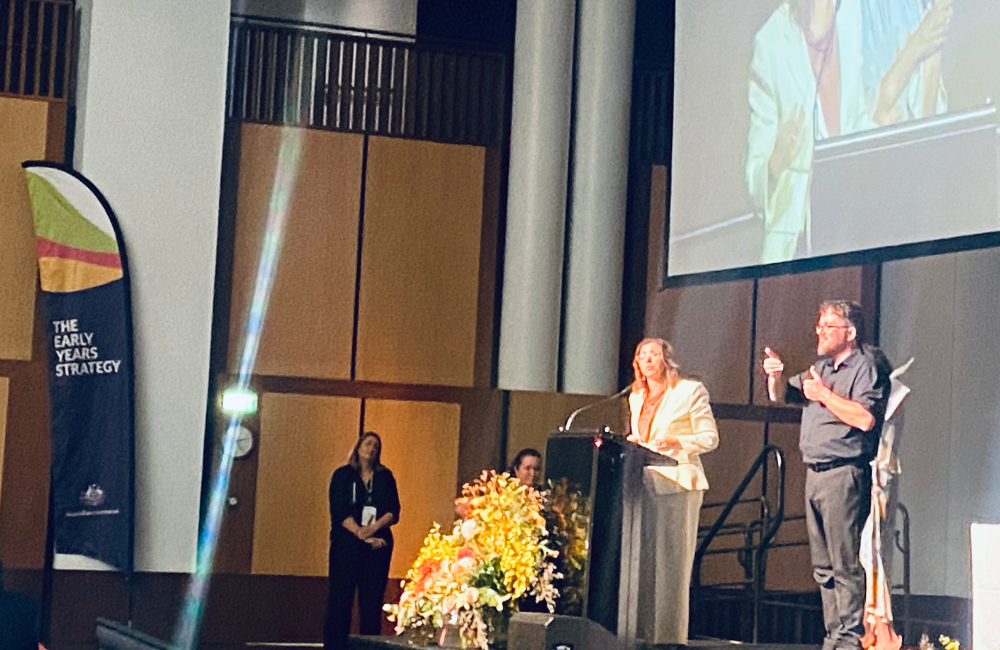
[626,338,719,645]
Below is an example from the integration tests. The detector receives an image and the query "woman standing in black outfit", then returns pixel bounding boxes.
[324,431,400,649]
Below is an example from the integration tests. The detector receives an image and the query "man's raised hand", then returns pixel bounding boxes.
[762,347,783,376]
[801,366,831,403]
[763,347,783,401]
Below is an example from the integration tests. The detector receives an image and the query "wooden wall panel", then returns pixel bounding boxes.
[455,388,504,490]
[251,393,362,576]
[647,165,667,293]
[696,420,763,587]
[764,543,815,592]
[46,102,67,162]
[700,419,764,510]
[505,391,609,476]
[0,377,8,508]
[752,267,868,405]
[0,301,51,569]
[767,422,806,518]
[697,420,813,590]
[0,299,51,569]
[363,399,461,577]
[33,570,403,648]
[228,125,363,380]
[644,164,755,404]
[645,281,755,405]
[50,571,129,647]
[698,552,746,591]
[763,422,813,591]
[473,148,502,388]
[356,137,485,387]
[0,96,49,361]
[211,408,260,575]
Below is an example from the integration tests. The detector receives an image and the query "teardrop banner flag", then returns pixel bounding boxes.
[22,161,134,572]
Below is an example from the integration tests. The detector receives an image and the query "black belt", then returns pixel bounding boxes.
[807,456,870,473]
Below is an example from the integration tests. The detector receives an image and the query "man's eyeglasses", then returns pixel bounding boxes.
[815,324,850,333]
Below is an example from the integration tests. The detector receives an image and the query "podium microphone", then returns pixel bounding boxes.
[563,386,631,430]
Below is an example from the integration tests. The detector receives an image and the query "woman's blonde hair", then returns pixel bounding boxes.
[348,430,383,470]
[631,337,679,393]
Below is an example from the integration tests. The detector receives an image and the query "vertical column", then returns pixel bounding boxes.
[497,0,576,392]
[562,0,636,394]
[73,0,230,571]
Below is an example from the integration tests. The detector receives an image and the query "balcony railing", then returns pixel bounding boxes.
[0,0,73,100]
[227,16,508,147]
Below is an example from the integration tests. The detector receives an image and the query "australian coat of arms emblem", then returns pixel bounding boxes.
[80,484,106,507]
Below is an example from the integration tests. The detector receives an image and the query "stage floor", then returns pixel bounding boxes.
[682,642,820,650]
[345,634,822,650]
[347,635,413,648]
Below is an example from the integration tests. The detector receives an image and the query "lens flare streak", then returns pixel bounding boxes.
[173,128,303,650]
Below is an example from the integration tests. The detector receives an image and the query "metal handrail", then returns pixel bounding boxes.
[893,502,912,644]
[893,502,911,594]
[701,496,766,510]
[231,13,417,43]
[692,444,786,643]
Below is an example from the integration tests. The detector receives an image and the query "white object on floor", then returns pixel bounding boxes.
[971,523,1000,650]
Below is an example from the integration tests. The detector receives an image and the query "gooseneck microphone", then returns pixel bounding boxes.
[563,386,631,431]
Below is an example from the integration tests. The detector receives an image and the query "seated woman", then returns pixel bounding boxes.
[455,447,543,518]
[626,337,719,645]
[508,447,542,489]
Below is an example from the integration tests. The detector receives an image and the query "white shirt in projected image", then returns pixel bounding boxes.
[744,0,951,267]
[745,0,873,265]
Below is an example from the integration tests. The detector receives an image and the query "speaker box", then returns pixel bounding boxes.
[97,618,171,650]
[508,612,623,650]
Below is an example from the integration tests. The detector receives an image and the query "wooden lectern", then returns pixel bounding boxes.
[544,430,675,646]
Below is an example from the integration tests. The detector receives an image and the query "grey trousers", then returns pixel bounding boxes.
[636,478,704,645]
[805,463,871,650]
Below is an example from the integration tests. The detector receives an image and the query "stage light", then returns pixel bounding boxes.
[219,387,258,416]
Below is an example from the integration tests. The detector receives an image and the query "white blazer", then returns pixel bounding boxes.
[628,379,719,491]
[745,0,874,264]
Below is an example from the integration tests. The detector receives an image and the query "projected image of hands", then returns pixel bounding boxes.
[668,0,1000,278]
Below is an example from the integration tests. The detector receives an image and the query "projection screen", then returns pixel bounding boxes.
[667,0,1000,280]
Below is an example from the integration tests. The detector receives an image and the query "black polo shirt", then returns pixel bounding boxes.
[787,347,890,465]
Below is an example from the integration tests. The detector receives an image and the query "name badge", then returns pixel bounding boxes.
[361,505,377,526]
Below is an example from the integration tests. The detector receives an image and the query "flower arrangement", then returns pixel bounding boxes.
[544,478,591,616]
[938,637,963,650]
[385,471,560,649]
[918,635,966,650]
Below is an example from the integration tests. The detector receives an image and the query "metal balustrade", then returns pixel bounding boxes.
[0,0,73,101]
[227,16,508,147]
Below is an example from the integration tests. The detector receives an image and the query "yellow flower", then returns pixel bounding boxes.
[389,471,559,650]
